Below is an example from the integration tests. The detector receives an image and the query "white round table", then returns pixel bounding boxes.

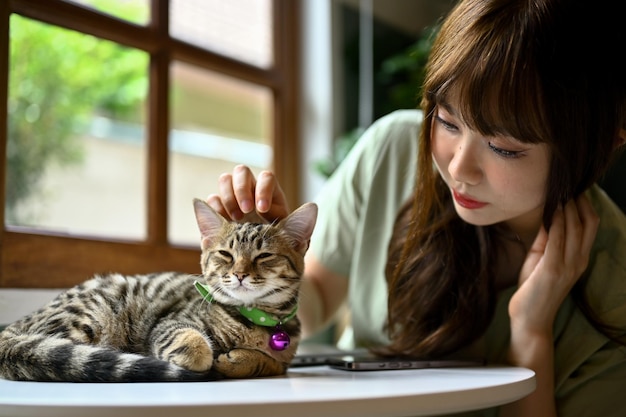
[0,365,535,417]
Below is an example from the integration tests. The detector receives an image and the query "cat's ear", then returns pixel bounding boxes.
[279,202,318,254]
[193,198,226,250]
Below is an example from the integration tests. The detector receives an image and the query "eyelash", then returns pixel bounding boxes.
[434,115,457,132]
[435,114,522,159]
[487,142,522,159]
[254,253,273,263]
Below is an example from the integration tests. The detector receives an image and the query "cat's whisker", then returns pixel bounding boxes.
[260,225,273,240]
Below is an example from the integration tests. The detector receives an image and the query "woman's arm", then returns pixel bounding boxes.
[501,195,599,416]
[299,254,348,338]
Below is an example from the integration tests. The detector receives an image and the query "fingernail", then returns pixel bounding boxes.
[241,199,253,213]
[257,199,269,212]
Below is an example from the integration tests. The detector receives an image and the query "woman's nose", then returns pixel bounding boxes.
[448,140,482,185]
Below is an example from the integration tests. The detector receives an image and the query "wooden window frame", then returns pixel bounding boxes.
[0,0,300,288]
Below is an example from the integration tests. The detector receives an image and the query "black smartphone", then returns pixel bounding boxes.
[328,355,485,371]
[290,344,370,367]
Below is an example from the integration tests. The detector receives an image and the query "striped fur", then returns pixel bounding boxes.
[0,200,317,382]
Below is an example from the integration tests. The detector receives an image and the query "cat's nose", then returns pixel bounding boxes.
[233,273,249,283]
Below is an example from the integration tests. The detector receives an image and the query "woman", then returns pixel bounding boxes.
[208,0,626,415]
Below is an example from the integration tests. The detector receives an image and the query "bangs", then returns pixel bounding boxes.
[423,2,549,145]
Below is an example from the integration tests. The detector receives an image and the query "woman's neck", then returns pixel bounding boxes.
[494,236,527,291]
[501,206,544,252]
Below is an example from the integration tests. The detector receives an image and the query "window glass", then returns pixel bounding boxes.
[168,61,273,245]
[170,0,273,68]
[64,0,150,25]
[6,16,149,240]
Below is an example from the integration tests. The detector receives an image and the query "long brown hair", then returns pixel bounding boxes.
[383,0,626,358]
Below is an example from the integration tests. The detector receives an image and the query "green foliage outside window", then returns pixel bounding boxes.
[314,25,439,179]
[6,4,147,223]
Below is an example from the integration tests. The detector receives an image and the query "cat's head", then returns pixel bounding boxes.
[193,199,318,307]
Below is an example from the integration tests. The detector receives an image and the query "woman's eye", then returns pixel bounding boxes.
[488,142,522,159]
[434,115,458,132]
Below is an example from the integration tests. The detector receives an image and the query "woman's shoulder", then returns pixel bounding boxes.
[332,109,423,185]
[586,185,626,325]
[377,108,424,124]
[369,109,424,140]
[350,109,423,166]
[553,187,625,400]
[588,185,626,252]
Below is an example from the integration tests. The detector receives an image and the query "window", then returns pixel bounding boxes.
[0,0,300,288]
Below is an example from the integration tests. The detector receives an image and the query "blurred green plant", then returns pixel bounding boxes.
[314,25,439,178]
[377,25,439,112]
[6,5,148,223]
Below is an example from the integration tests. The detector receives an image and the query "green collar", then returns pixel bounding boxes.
[194,281,298,327]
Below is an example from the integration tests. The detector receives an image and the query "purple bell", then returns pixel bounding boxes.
[269,328,290,351]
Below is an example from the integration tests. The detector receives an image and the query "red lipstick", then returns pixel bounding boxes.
[452,190,488,209]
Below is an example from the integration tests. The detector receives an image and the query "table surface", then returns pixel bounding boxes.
[0,365,535,417]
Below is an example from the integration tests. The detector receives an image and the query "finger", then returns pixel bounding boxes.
[518,224,549,286]
[231,165,256,214]
[205,194,229,219]
[541,204,566,274]
[254,171,276,213]
[255,171,290,216]
[562,198,583,262]
[574,194,600,266]
[217,172,244,220]
[528,223,549,256]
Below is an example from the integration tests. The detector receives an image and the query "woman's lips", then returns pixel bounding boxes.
[452,190,488,209]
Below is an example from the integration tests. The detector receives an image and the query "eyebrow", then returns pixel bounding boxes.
[436,97,515,140]
[436,99,458,117]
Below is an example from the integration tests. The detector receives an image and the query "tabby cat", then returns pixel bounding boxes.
[0,198,317,382]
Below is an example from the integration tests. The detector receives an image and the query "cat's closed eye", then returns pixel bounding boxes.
[216,250,233,262]
[254,253,273,263]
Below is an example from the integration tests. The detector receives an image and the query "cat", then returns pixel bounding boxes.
[0,198,317,382]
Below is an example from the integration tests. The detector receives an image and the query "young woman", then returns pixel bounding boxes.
[208,0,626,415]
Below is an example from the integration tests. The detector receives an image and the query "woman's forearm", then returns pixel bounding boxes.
[297,255,349,340]
[499,330,557,417]
[298,278,327,338]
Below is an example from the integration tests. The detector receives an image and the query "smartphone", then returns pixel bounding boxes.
[328,355,485,371]
[290,344,369,367]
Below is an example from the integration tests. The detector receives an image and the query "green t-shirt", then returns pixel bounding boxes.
[309,109,626,417]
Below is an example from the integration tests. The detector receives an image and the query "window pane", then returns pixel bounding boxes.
[168,61,273,245]
[63,0,150,25]
[170,0,273,68]
[6,16,149,240]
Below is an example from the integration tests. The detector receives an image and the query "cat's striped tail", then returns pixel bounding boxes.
[0,334,221,382]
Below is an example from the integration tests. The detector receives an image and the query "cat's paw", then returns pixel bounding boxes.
[164,329,214,372]
[214,348,286,378]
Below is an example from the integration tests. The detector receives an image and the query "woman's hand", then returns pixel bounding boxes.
[510,194,599,334]
[500,194,599,417]
[206,165,291,223]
